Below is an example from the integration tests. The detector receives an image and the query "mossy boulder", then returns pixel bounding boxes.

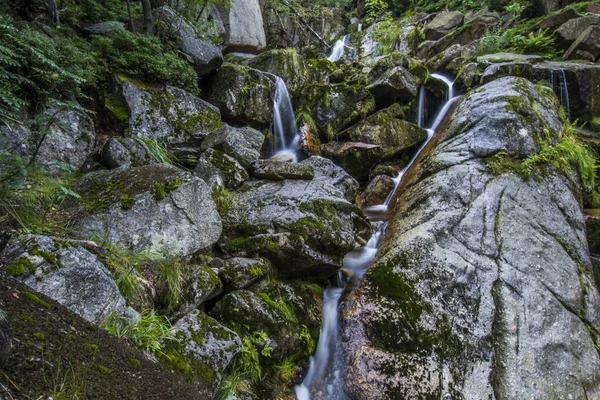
[200,123,264,168]
[194,148,249,189]
[161,310,241,397]
[210,290,302,361]
[116,77,222,145]
[245,48,311,96]
[102,137,156,169]
[366,66,418,109]
[248,160,315,181]
[481,62,535,84]
[424,11,464,41]
[320,142,385,183]
[218,257,274,291]
[337,103,428,160]
[564,25,600,62]
[70,164,222,257]
[298,156,359,202]
[357,175,396,208]
[219,177,370,279]
[0,235,133,325]
[206,63,274,127]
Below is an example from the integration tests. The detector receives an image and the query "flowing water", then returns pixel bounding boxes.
[551,69,571,120]
[272,76,300,161]
[327,35,349,62]
[295,73,457,400]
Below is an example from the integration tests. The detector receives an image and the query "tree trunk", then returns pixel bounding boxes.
[126,0,135,31]
[48,0,59,25]
[142,0,154,34]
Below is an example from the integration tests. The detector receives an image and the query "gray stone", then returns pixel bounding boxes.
[528,7,581,33]
[71,164,222,257]
[424,11,464,41]
[221,0,266,54]
[200,124,264,168]
[249,160,314,181]
[358,175,395,208]
[366,66,418,108]
[102,137,156,169]
[555,15,600,49]
[342,77,600,399]
[194,148,249,189]
[1,235,132,325]
[0,122,32,167]
[210,290,302,361]
[206,64,274,127]
[182,265,223,309]
[320,142,385,182]
[477,52,544,63]
[565,25,600,61]
[425,43,464,71]
[218,257,273,290]
[163,310,241,397]
[35,109,96,174]
[0,310,11,366]
[154,7,223,76]
[481,62,534,84]
[245,48,310,96]
[219,177,370,278]
[298,156,359,202]
[83,21,125,35]
[118,79,222,145]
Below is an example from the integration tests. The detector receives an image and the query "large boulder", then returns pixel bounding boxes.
[564,25,600,62]
[424,11,464,41]
[480,62,534,84]
[102,137,156,169]
[298,156,359,202]
[320,142,385,183]
[194,148,249,189]
[366,66,418,108]
[245,48,311,96]
[206,64,274,127]
[528,7,581,33]
[83,21,124,35]
[154,6,223,76]
[200,123,264,168]
[70,164,222,257]
[249,160,315,181]
[1,235,132,325]
[220,0,266,54]
[219,177,370,279]
[533,61,600,124]
[218,257,273,291]
[337,104,428,160]
[161,310,241,397]
[555,15,600,49]
[341,77,600,399]
[116,78,222,145]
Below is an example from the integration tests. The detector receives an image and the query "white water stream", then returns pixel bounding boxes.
[295,73,457,400]
[327,35,350,62]
[551,69,571,120]
[272,76,300,161]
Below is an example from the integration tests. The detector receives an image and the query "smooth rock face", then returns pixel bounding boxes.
[119,80,222,144]
[424,11,464,40]
[200,124,264,168]
[342,77,600,399]
[154,6,223,76]
[206,64,274,127]
[219,177,370,278]
[249,160,315,181]
[0,310,12,365]
[221,0,266,54]
[321,141,384,182]
[164,310,241,397]
[298,156,359,202]
[194,148,249,189]
[1,236,131,325]
[71,164,222,257]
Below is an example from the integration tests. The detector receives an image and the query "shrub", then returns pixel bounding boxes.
[103,310,175,355]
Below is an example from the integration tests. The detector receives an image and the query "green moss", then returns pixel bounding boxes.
[17,313,35,323]
[105,93,129,125]
[152,183,166,200]
[31,246,60,266]
[33,332,45,341]
[120,193,136,210]
[23,292,51,309]
[5,258,33,276]
[248,265,265,278]
[257,292,297,323]
[95,365,112,374]
[86,343,99,352]
[591,117,600,133]
[160,348,191,375]
[128,358,141,367]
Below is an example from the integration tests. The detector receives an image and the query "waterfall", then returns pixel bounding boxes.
[358,23,362,32]
[550,69,571,120]
[327,35,348,62]
[272,76,300,161]
[417,84,426,128]
[295,74,457,400]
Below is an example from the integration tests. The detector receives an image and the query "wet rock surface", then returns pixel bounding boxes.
[342,77,600,399]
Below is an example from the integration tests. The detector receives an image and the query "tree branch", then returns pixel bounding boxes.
[281,0,331,49]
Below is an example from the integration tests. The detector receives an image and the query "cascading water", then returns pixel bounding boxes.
[327,35,349,62]
[550,68,571,120]
[295,73,457,400]
[272,76,300,161]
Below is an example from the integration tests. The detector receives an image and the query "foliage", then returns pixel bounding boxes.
[0,14,97,123]
[294,108,317,132]
[91,27,199,94]
[299,324,315,355]
[504,0,530,18]
[156,261,184,312]
[141,138,174,164]
[42,361,87,400]
[59,0,142,26]
[103,310,175,355]
[479,26,560,59]
[365,0,390,24]
[230,331,272,383]
[486,122,597,188]
[257,292,297,323]
[214,371,254,400]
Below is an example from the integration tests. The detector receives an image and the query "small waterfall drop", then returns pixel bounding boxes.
[550,69,571,120]
[327,35,349,62]
[295,74,457,400]
[272,76,300,161]
[357,23,362,32]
